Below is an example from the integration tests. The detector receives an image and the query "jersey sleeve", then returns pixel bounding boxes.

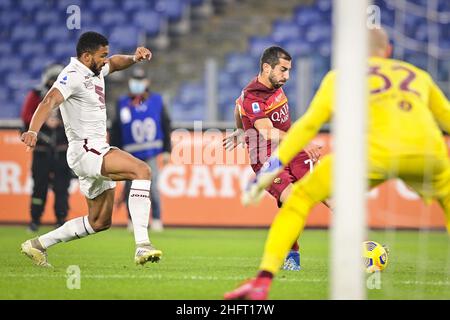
[101,63,110,77]
[427,75,450,133]
[277,70,335,165]
[51,72,80,101]
[241,95,268,126]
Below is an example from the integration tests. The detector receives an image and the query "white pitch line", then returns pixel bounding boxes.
[1,273,449,287]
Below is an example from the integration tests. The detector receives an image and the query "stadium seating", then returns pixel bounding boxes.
[0,0,448,121]
[170,0,450,121]
[0,0,197,118]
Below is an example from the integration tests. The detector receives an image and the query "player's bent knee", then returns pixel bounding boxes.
[90,219,112,232]
[134,160,151,180]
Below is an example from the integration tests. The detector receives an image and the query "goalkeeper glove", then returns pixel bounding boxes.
[241,155,285,206]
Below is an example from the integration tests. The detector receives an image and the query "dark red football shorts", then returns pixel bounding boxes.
[265,152,312,207]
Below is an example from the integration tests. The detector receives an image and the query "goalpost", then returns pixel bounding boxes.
[331,0,369,299]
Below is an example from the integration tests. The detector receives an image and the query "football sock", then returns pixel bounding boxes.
[257,270,274,279]
[259,186,315,275]
[260,156,331,274]
[38,216,95,249]
[128,180,152,245]
[291,241,299,252]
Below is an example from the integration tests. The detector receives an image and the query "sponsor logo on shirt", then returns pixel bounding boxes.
[270,104,290,124]
[252,102,261,113]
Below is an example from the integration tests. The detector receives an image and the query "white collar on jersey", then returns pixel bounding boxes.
[70,57,95,77]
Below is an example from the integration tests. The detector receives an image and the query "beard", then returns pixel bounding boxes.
[269,73,286,89]
[90,61,102,76]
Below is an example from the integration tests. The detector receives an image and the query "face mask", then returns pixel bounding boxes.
[129,79,147,95]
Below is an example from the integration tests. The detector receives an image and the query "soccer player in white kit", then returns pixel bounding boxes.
[20,32,161,267]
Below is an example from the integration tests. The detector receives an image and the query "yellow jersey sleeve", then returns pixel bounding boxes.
[428,75,450,133]
[278,71,335,165]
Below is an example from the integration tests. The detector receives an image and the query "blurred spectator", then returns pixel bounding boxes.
[20,64,72,232]
[111,68,172,232]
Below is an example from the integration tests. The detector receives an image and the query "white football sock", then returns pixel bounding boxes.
[38,216,95,249]
[128,180,151,245]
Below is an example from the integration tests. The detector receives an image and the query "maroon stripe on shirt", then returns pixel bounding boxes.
[83,139,101,155]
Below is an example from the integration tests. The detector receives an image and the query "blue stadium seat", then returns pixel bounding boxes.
[439,23,450,45]
[89,0,120,13]
[404,49,429,70]
[379,7,395,28]
[248,36,277,57]
[109,25,141,51]
[407,0,428,6]
[6,73,33,90]
[283,40,313,57]
[0,103,21,119]
[218,72,235,88]
[437,60,450,82]
[314,0,332,12]
[133,11,162,36]
[0,42,13,56]
[52,42,76,61]
[0,57,22,74]
[28,56,63,79]
[12,89,29,107]
[123,0,151,12]
[305,24,331,44]
[414,22,428,42]
[19,42,47,57]
[10,25,39,41]
[18,0,47,12]
[100,10,128,28]
[177,83,205,105]
[439,0,450,11]
[224,53,257,74]
[0,0,13,9]
[43,28,72,43]
[78,25,107,38]
[272,20,302,43]
[56,0,83,11]
[171,101,205,121]
[294,7,323,28]
[0,87,9,103]
[34,10,63,26]
[220,94,239,122]
[190,0,204,6]
[155,0,187,22]
[218,84,239,108]
[0,10,22,28]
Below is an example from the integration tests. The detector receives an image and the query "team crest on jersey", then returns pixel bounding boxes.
[273,177,282,184]
[252,102,261,113]
[83,79,94,89]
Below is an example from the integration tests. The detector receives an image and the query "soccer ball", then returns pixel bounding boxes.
[362,241,389,273]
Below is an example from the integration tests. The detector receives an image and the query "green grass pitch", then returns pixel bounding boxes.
[0,226,449,299]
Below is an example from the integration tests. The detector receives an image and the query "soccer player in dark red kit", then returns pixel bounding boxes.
[223,46,325,271]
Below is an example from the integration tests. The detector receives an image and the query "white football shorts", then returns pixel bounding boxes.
[67,139,117,199]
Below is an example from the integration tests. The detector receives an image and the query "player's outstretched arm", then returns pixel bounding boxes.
[108,47,152,74]
[241,156,284,206]
[223,105,245,151]
[21,88,64,151]
[428,77,450,134]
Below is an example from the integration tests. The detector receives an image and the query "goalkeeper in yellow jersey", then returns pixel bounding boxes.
[224,27,450,300]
